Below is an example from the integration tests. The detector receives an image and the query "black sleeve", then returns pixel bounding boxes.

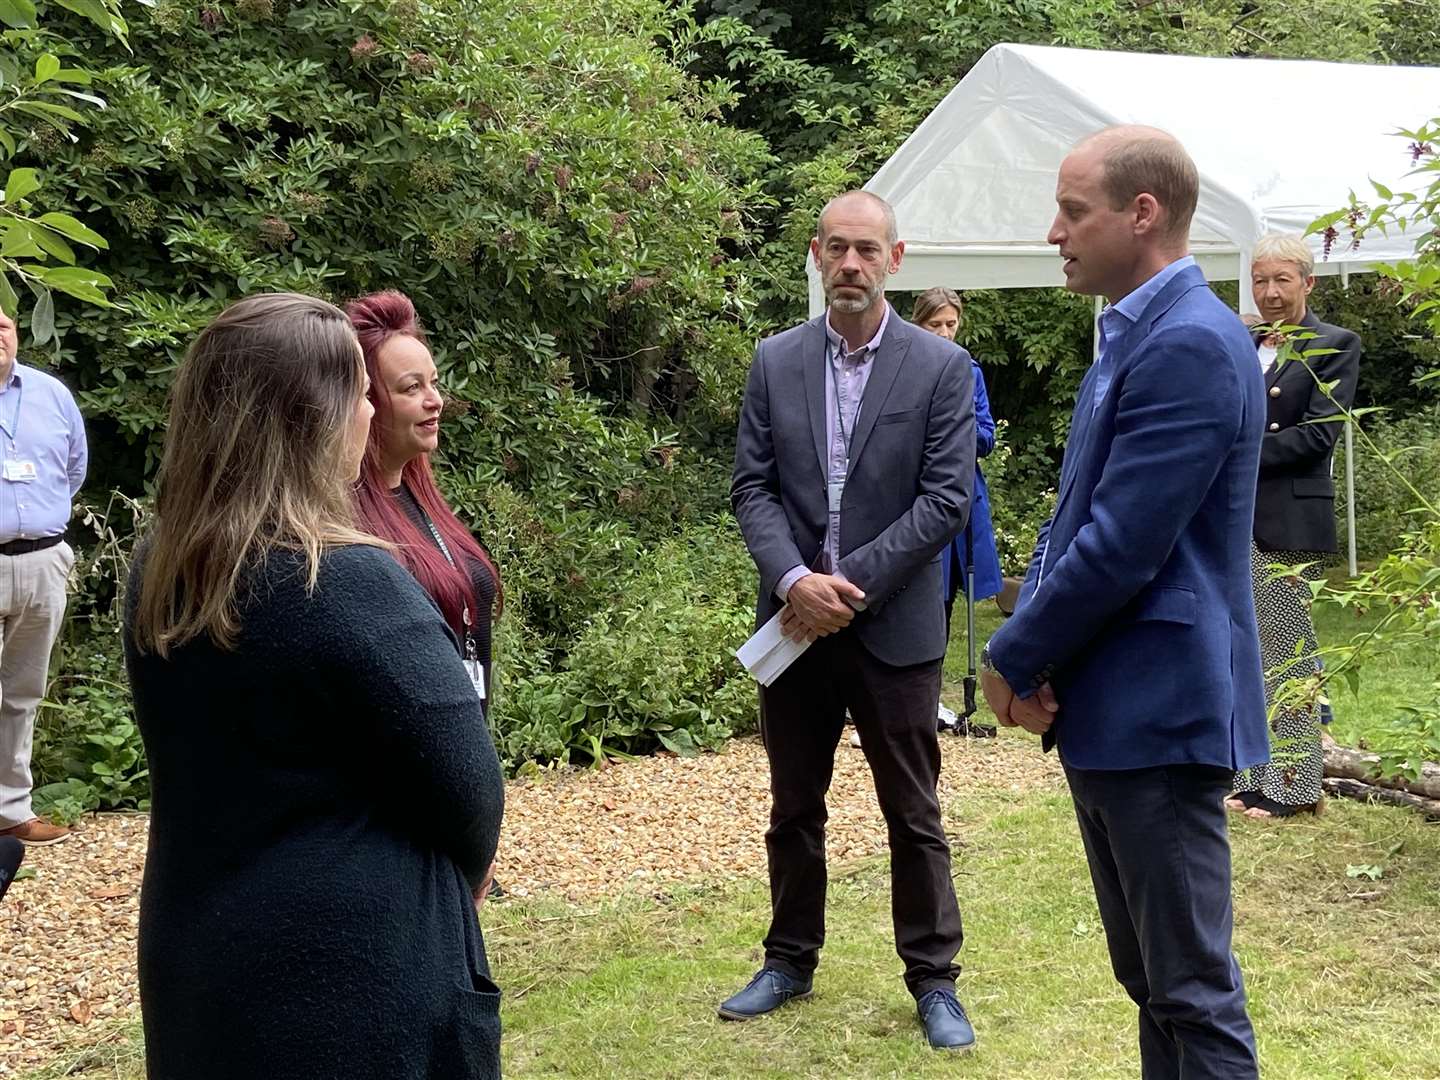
[316,547,504,889]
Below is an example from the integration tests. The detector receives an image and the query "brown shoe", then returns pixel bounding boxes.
[0,817,71,846]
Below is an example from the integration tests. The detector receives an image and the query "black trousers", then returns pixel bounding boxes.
[757,629,962,998]
[1065,763,1259,1080]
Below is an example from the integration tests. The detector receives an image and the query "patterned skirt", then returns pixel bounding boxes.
[1233,544,1328,806]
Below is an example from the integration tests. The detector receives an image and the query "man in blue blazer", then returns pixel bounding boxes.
[982,126,1268,1079]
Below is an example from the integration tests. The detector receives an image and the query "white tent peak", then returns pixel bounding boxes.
[809,43,1440,313]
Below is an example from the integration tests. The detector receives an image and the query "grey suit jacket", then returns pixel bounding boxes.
[731,311,976,667]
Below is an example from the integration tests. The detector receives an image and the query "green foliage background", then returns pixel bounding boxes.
[14,0,1440,816]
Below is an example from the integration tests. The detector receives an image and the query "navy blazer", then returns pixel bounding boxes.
[987,264,1269,772]
[731,312,975,667]
[1253,310,1361,553]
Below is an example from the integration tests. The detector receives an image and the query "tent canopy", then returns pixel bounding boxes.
[809,44,1440,314]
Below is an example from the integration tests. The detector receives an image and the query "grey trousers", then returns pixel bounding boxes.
[0,541,73,829]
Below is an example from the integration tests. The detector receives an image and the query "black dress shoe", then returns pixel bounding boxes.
[0,836,23,902]
[917,988,977,1050]
[717,967,813,1021]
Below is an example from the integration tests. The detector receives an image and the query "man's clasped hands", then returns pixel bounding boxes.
[779,571,1059,737]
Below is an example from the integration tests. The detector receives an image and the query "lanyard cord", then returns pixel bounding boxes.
[407,488,478,660]
[827,340,867,461]
[0,378,21,449]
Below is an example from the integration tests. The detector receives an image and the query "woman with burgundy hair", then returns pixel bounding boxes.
[345,291,501,707]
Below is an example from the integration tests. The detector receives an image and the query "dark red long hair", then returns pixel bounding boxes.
[345,290,501,637]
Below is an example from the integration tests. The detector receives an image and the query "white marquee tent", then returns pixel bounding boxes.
[808,43,1440,314]
[810,44,1440,572]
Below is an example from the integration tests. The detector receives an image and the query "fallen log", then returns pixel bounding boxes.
[1322,777,1440,819]
[1323,745,1440,801]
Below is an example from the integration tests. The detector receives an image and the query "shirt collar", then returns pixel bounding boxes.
[1,361,23,391]
[825,301,891,361]
[1103,255,1196,328]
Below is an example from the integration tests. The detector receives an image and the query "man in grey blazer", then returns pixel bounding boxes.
[723,190,978,1051]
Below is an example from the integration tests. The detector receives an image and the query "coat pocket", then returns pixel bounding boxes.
[1130,585,1198,626]
[875,407,923,426]
[1292,477,1334,498]
[440,975,502,1079]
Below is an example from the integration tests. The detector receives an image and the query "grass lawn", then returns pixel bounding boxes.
[35,777,1440,1080]
[26,587,1440,1080]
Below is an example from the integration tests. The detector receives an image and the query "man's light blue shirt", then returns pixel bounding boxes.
[0,361,88,543]
[1093,255,1196,413]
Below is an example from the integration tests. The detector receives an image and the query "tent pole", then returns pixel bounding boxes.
[1340,263,1357,577]
[1093,294,1103,361]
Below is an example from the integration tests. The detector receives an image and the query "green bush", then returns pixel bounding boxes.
[20,0,773,800]
[1337,404,1440,560]
[493,520,757,771]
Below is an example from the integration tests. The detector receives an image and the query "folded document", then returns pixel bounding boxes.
[735,606,812,687]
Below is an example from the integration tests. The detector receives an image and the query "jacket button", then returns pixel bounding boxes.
[1269,422,1280,431]
[1269,386,1281,398]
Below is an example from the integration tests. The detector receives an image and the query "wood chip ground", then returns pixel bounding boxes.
[1,733,1063,1074]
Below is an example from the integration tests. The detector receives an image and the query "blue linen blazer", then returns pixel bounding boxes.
[987,264,1270,772]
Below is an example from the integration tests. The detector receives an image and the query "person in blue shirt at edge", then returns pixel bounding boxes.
[0,306,87,849]
[913,287,1003,738]
[981,125,1268,1080]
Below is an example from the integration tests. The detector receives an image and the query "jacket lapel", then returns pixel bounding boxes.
[1051,264,1206,518]
[845,322,910,473]
[803,318,828,481]
[1052,363,1101,517]
[1264,309,1322,389]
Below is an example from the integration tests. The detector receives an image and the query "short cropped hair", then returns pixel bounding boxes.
[1251,232,1315,277]
[816,190,898,247]
[1092,129,1199,242]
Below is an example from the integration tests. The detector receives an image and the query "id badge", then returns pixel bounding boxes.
[464,659,486,701]
[2,459,37,483]
[827,478,845,514]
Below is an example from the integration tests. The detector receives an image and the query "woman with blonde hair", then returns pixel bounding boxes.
[125,293,504,1080]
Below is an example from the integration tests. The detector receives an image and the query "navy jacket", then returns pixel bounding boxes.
[732,312,975,667]
[940,359,1003,603]
[1254,310,1361,553]
[988,264,1269,772]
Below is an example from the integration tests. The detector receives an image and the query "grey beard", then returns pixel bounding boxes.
[826,281,882,314]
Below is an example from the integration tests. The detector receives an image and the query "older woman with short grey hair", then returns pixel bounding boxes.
[1228,232,1361,819]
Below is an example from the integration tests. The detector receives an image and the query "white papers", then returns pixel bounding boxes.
[735,606,811,687]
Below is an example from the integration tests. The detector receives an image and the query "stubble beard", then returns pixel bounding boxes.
[826,278,883,315]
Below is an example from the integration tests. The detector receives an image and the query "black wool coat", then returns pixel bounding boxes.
[1254,310,1362,553]
[124,545,505,1080]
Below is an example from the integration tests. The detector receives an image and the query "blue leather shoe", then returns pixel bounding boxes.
[917,988,977,1050]
[717,967,813,1021]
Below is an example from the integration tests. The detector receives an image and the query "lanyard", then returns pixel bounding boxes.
[411,494,478,662]
[827,340,867,463]
[0,378,21,449]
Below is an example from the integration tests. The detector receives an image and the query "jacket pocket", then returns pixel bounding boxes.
[875,407,923,426]
[1130,585,1197,626]
[439,975,502,1079]
[1292,477,1334,498]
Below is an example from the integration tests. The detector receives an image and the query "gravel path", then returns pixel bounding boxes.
[1,733,1063,1074]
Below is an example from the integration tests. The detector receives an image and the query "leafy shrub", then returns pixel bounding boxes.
[32,492,147,821]
[492,520,757,771]
[1336,404,1440,559]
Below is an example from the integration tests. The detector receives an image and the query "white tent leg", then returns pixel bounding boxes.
[1340,263,1357,576]
[1093,294,1103,361]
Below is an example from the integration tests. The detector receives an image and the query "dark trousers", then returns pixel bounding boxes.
[758,629,962,998]
[1065,763,1259,1080]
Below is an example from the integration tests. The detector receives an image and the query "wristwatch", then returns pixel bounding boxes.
[980,644,998,676]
